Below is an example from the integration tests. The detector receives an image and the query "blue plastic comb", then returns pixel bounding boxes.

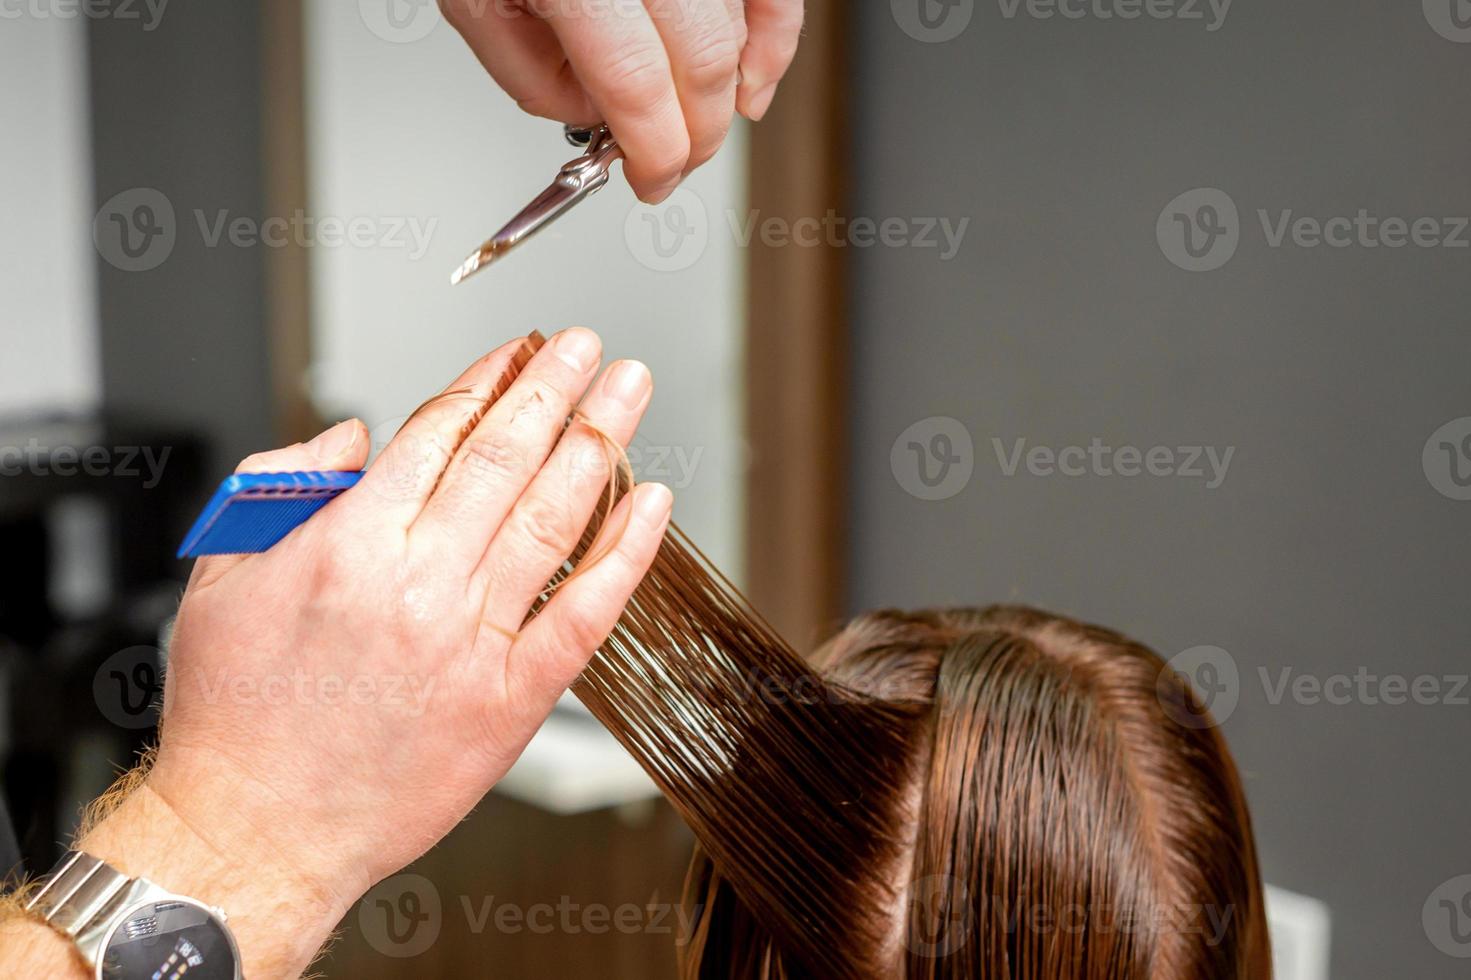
[176,333,548,560]
[177,471,363,558]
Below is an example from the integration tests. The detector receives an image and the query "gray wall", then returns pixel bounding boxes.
[847,2,1471,977]
[89,4,276,475]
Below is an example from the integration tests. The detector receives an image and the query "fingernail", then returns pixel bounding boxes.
[307,419,359,461]
[553,327,601,373]
[636,483,674,524]
[747,82,779,121]
[603,360,651,409]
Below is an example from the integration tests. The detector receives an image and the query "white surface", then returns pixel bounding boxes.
[1266,884,1332,980]
[304,3,748,814]
[496,695,657,815]
[0,17,100,416]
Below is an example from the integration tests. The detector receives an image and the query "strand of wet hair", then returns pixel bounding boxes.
[491,333,926,980]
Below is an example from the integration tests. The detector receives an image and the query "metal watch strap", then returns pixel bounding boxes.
[25,850,161,970]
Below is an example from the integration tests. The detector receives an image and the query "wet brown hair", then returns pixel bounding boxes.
[572,557,1269,978]
[678,606,1271,980]
[520,332,1270,979]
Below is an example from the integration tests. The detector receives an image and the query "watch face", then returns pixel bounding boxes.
[100,899,239,980]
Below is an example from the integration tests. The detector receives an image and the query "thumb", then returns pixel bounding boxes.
[234,417,369,477]
[187,419,370,589]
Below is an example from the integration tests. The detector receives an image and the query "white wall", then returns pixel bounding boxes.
[303,1,748,578]
[0,16,100,416]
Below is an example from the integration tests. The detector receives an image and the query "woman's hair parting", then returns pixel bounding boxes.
[510,332,1270,979]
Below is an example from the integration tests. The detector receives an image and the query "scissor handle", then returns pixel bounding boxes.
[560,124,623,186]
[564,123,608,148]
[564,123,619,159]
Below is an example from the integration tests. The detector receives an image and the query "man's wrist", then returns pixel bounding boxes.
[0,898,89,978]
[76,780,346,979]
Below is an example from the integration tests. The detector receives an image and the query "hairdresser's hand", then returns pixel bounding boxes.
[440,0,804,202]
[75,329,668,977]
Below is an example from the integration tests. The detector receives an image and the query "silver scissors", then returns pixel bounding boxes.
[450,124,623,285]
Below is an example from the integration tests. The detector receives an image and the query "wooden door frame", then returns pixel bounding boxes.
[744,0,851,650]
[261,0,320,446]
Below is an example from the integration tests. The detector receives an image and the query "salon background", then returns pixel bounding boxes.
[2,1,1468,977]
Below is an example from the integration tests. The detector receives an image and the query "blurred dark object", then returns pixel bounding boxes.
[0,414,204,878]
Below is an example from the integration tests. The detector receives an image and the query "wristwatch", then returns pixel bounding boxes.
[25,851,243,979]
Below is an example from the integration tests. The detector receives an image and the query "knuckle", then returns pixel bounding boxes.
[453,380,563,485]
[370,423,450,501]
[512,491,585,563]
[400,420,456,469]
[556,599,614,654]
[600,44,673,112]
[562,438,613,493]
[683,21,744,93]
[457,428,524,485]
[514,376,565,416]
[311,539,363,595]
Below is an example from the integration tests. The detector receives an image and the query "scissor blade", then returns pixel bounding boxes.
[450,179,590,285]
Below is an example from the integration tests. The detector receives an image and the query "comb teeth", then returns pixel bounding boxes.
[177,471,363,557]
[493,332,543,401]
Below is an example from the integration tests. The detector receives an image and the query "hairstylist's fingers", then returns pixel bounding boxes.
[474,359,652,636]
[439,0,597,122]
[500,482,672,705]
[350,337,527,521]
[643,0,744,174]
[187,419,370,591]
[539,1,689,202]
[735,0,804,121]
[410,328,603,569]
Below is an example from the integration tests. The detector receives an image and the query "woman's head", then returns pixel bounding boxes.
[678,606,1270,979]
